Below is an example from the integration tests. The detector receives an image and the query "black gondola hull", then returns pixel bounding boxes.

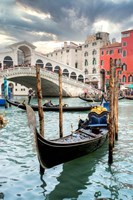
[36,129,108,168]
[6,99,94,112]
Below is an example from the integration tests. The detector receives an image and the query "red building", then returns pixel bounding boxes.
[121,30,133,85]
[100,29,133,90]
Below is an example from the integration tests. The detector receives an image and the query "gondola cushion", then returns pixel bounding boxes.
[89,113,107,127]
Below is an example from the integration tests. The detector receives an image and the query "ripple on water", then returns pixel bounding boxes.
[0,98,133,200]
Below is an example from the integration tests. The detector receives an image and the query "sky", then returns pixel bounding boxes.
[0,0,133,53]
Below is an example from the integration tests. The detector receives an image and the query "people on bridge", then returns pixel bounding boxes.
[28,88,35,104]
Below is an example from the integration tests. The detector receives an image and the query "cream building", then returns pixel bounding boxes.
[46,42,83,70]
[46,32,110,89]
[82,32,110,88]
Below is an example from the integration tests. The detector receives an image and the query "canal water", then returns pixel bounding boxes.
[0,97,133,200]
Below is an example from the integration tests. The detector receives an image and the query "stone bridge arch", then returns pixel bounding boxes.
[0,67,95,97]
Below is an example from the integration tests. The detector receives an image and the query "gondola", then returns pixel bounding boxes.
[79,96,101,102]
[26,104,109,169]
[6,98,97,112]
[124,95,133,100]
[79,95,124,102]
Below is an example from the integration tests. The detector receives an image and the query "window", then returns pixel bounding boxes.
[101,51,104,55]
[123,42,127,46]
[101,60,104,66]
[84,51,88,56]
[84,68,88,74]
[118,49,122,53]
[92,58,96,65]
[122,50,126,57]
[84,44,88,48]
[92,68,96,74]
[85,59,88,66]
[122,33,130,38]
[75,62,78,68]
[118,70,122,75]
[106,50,109,54]
[92,49,97,55]
[122,75,126,82]
[122,63,127,71]
[92,42,97,46]
[128,75,132,82]
[110,50,114,54]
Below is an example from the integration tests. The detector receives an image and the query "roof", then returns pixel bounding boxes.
[101,42,121,49]
[8,41,36,49]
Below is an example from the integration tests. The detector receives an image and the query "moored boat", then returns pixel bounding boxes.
[124,95,133,100]
[6,98,97,112]
[26,104,109,169]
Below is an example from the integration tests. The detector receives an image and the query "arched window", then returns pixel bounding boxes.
[63,69,69,77]
[36,59,44,68]
[128,75,132,82]
[122,50,126,57]
[78,75,84,82]
[3,56,13,69]
[75,62,78,68]
[70,72,77,80]
[92,49,97,55]
[122,63,127,71]
[84,68,88,75]
[92,58,96,65]
[45,62,53,71]
[84,51,88,56]
[54,66,60,73]
[92,68,96,74]
[85,59,88,66]
[122,75,126,83]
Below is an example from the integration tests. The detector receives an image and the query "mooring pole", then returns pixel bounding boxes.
[4,77,8,108]
[108,58,115,164]
[36,65,45,174]
[59,68,63,138]
[114,72,119,141]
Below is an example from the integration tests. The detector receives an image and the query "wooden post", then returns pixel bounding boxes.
[59,68,63,138]
[115,74,119,140]
[36,65,45,174]
[108,58,115,164]
[4,77,8,108]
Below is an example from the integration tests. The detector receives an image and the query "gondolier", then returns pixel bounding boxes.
[28,88,35,104]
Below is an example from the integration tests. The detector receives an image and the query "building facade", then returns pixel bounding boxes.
[121,30,133,85]
[46,42,83,71]
[46,32,110,89]
[82,32,110,89]
[100,29,133,91]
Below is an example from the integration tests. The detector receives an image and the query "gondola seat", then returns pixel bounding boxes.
[88,110,108,128]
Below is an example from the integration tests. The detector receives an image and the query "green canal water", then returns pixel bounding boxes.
[0,97,133,200]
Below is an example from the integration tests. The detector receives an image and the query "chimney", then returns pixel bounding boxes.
[64,42,67,48]
[112,38,116,44]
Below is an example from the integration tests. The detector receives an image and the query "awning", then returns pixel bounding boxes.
[126,84,133,89]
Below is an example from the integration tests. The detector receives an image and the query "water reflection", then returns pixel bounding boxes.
[41,143,108,200]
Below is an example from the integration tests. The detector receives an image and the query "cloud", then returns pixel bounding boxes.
[0,0,133,53]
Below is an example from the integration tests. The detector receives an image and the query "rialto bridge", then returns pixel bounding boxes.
[0,67,96,97]
[0,41,98,97]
